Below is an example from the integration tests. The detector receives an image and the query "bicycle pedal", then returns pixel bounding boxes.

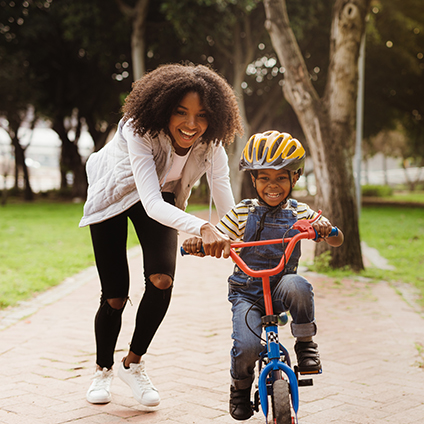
[298,378,313,386]
[294,365,322,376]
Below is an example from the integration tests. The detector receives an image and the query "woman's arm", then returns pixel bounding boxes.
[207,143,235,219]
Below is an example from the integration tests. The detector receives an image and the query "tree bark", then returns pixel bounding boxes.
[11,135,33,201]
[52,119,88,199]
[115,0,149,81]
[85,116,117,152]
[264,0,370,270]
[6,118,34,201]
[224,15,263,202]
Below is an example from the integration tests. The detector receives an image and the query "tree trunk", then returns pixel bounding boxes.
[115,0,149,81]
[264,0,369,270]
[85,116,117,152]
[227,70,249,203]
[52,119,88,199]
[131,0,149,80]
[11,134,33,201]
[225,17,261,202]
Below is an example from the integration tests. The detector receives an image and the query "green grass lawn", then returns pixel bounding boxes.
[0,201,423,309]
[390,191,424,203]
[359,206,424,298]
[0,202,92,308]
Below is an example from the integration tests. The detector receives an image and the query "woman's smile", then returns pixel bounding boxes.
[168,92,208,155]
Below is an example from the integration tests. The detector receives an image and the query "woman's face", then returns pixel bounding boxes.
[168,91,208,155]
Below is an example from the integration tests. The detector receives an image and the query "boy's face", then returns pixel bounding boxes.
[251,168,297,206]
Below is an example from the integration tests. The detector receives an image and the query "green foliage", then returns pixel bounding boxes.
[0,0,132,141]
[311,250,332,273]
[364,0,424,156]
[361,184,393,197]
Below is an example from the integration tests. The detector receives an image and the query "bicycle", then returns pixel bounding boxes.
[181,213,338,424]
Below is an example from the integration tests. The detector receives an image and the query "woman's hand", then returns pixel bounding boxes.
[182,237,205,257]
[200,222,231,258]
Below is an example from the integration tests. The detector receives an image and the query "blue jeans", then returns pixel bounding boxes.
[228,273,316,389]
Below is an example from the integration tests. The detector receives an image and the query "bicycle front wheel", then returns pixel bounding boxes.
[271,379,292,424]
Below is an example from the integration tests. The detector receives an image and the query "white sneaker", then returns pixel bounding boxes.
[118,360,160,406]
[86,368,113,404]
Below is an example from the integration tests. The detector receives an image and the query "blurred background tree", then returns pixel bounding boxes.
[0,0,423,269]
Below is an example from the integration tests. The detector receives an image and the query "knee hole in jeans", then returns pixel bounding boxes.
[106,297,127,310]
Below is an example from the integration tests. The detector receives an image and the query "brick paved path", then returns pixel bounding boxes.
[1,213,423,424]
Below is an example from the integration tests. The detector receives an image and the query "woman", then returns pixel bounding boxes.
[80,63,243,406]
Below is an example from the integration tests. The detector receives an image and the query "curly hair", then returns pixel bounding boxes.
[122,63,244,145]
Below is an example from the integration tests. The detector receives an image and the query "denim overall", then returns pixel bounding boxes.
[228,199,317,389]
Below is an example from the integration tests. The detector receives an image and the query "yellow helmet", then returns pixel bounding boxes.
[239,131,305,174]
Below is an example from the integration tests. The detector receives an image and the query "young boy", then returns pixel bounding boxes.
[183,131,344,421]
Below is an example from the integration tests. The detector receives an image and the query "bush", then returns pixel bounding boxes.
[361,184,393,198]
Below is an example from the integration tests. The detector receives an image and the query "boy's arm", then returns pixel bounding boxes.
[182,236,205,257]
[297,202,344,247]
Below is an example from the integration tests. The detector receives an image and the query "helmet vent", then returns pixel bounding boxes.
[287,145,296,156]
[258,139,266,159]
[270,138,281,157]
[248,140,254,160]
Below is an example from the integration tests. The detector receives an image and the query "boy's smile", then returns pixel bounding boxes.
[252,168,293,207]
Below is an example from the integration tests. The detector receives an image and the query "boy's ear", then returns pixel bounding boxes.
[250,173,256,187]
[292,172,300,187]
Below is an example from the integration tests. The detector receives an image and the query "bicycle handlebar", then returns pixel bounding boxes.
[180,227,337,256]
[181,218,338,278]
[228,224,338,279]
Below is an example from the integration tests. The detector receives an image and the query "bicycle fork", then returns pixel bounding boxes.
[258,316,299,423]
[258,275,299,423]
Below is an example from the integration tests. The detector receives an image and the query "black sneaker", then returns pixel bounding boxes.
[229,385,253,420]
[295,341,322,374]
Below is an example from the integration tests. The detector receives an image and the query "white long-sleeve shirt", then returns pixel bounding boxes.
[80,119,235,236]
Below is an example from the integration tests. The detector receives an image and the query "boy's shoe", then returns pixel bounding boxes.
[118,360,160,406]
[295,341,322,374]
[229,385,253,420]
[86,367,113,404]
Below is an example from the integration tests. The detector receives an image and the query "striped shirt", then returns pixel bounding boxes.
[216,198,327,241]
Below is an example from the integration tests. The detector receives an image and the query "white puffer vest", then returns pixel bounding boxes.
[79,120,214,227]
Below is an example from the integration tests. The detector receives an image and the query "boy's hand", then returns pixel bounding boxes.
[182,237,205,257]
[312,219,344,247]
[312,219,333,241]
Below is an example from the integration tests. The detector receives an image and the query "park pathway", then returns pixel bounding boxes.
[0,211,423,423]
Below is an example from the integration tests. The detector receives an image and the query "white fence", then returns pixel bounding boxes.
[1,128,423,194]
[0,126,93,192]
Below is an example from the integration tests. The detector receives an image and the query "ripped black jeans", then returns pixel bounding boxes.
[89,194,177,369]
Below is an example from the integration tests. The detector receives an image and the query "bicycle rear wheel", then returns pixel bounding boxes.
[271,379,291,424]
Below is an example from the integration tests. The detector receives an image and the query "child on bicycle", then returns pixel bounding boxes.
[182,130,344,421]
